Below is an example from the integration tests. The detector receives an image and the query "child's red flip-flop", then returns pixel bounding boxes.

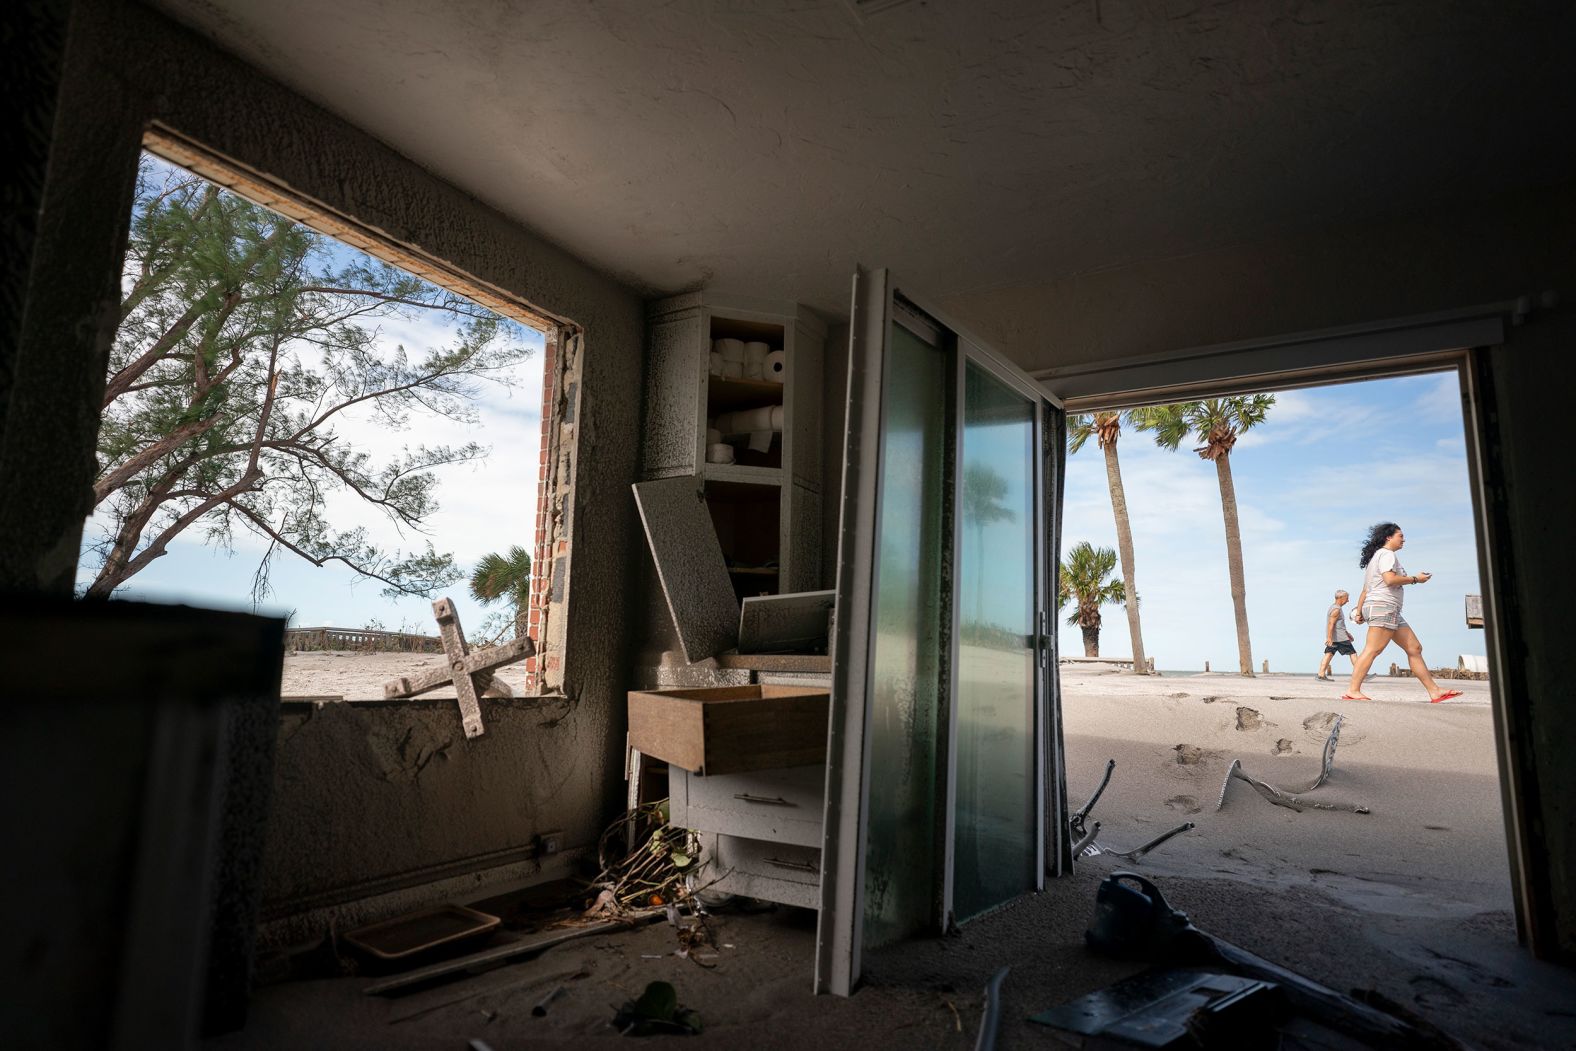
[1340,694,1367,701]
[1431,690,1462,704]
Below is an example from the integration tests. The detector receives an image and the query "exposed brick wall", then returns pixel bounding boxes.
[524,332,556,691]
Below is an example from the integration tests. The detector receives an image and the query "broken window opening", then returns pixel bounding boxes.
[80,132,577,705]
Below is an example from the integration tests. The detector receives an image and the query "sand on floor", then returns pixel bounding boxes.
[1058,666,1509,916]
[218,658,1571,1050]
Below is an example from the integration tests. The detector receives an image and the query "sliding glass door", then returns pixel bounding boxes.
[817,269,1063,996]
[951,355,1042,921]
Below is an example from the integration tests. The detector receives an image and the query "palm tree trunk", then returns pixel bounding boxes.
[1102,440,1147,674]
[1214,452,1254,676]
[1080,611,1100,657]
[1081,624,1099,657]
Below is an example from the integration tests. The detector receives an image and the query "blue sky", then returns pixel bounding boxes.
[1056,373,1483,673]
[79,153,545,638]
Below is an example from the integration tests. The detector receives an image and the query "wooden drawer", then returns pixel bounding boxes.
[628,685,829,776]
[670,765,825,848]
[699,833,821,910]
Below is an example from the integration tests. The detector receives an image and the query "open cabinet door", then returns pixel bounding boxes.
[816,268,1066,996]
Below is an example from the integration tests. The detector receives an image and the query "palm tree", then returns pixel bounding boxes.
[1069,412,1148,674]
[1058,541,1126,657]
[1135,396,1274,676]
[468,545,533,639]
[962,463,1016,628]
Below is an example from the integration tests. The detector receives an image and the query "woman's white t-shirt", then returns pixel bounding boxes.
[1364,548,1406,609]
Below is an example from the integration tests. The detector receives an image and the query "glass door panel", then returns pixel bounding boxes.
[862,319,948,947]
[952,358,1039,920]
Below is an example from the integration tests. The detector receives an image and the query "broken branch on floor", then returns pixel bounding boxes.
[1217,713,1369,814]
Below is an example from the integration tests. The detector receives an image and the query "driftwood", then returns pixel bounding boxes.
[381,598,535,739]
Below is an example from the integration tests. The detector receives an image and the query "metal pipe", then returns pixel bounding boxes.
[974,966,1010,1051]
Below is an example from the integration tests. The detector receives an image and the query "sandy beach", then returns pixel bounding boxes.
[280,649,532,700]
[1060,665,1508,914]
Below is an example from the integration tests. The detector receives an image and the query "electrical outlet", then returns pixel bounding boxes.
[538,831,563,855]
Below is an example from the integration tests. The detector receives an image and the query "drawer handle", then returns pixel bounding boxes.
[734,793,795,807]
[765,856,819,874]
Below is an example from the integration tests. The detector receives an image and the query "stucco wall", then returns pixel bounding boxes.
[259,695,585,945]
[2,0,646,925]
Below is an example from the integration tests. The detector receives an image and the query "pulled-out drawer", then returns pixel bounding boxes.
[670,764,825,848]
[700,833,821,911]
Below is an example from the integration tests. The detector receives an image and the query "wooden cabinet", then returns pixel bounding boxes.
[642,293,826,597]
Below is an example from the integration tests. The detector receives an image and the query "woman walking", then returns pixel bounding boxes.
[1344,522,1461,702]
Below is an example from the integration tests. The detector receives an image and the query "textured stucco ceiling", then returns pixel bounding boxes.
[150,0,1575,322]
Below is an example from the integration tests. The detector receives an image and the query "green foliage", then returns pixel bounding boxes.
[1066,410,1132,454]
[1133,395,1275,458]
[468,545,533,638]
[84,156,535,602]
[1058,541,1125,628]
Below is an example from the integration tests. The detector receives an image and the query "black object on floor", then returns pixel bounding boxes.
[1083,872,1467,1050]
[1029,968,1286,1049]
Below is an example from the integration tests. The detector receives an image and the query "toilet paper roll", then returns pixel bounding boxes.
[748,430,773,453]
[764,350,786,382]
[716,406,779,434]
[716,338,745,362]
[706,442,735,464]
[743,361,764,381]
[709,351,723,374]
[721,360,743,378]
[744,341,770,365]
[706,427,722,445]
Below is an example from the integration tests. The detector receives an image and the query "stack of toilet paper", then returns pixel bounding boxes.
[714,404,785,454]
[710,339,785,384]
[704,418,732,463]
[712,338,745,378]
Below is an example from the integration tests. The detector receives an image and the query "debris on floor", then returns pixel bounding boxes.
[590,801,707,917]
[1217,713,1369,814]
[975,966,1010,1051]
[1083,871,1466,1049]
[1070,758,1195,861]
[1029,968,1287,1049]
[612,980,703,1036]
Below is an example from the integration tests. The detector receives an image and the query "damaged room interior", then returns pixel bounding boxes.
[3,1,1576,1049]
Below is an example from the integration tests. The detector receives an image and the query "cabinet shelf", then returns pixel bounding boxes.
[701,463,782,487]
[707,376,785,413]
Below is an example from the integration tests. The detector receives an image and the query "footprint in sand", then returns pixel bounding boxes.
[1303,711,1368,745]
[1274,738,1294,755]
[1235,706,1265,731]
[1200,695,1223,703]
[1409,974,1463,1009]
[1167,692,1190,699]
[1165,794,1202,815]
[1173,743,1223,766]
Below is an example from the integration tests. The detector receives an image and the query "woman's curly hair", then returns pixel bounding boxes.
[1359,522,1401,569]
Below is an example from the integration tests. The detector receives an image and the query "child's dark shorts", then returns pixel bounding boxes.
[1324,641,1356,656]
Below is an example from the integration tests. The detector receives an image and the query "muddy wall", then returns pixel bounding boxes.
[260,695,586,945]
[1,0,645,927]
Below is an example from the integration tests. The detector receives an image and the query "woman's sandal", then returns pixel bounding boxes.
[1340,694,1368,701]
[1430,690,1462,704]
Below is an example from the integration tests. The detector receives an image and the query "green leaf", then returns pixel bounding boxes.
[631,981,678,1022]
